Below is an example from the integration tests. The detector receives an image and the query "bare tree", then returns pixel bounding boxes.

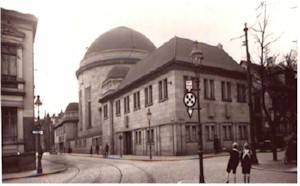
[251,0,291,161]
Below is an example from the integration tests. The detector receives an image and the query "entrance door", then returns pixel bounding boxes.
[123,132,132,154]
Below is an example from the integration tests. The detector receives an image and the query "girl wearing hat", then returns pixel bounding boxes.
[226,142,240,183]
[241,142,252,183]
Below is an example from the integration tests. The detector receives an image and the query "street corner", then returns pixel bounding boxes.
[2,159,68,181]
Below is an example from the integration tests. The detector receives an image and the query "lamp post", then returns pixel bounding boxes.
[147,108,152,160]
[34,95,43,174]
[190,41,205,183]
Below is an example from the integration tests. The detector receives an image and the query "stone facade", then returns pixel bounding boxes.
[101,68,250,156]
[75,26,250,156]
[53,103,78,153]
[1,8,37,173]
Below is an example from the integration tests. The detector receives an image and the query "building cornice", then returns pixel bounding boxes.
[99,59,247,103]
[1,8,38,41]
[76,58,138,78]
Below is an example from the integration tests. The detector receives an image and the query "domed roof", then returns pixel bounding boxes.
[83,26,156,59]
[65,102,78,113]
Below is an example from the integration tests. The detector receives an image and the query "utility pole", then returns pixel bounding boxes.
[244,23,258,164]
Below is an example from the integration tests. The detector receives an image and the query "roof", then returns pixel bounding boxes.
[83,26,156,60]
[100,36,246,102]
[65,102,78,113]
[119,37,244,90]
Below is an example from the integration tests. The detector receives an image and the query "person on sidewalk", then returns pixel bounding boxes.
[213,135,220,154]
[226,142,240,183]
[241,142,252,183]
[105,144,109,158]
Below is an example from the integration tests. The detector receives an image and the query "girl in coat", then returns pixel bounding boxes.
[241,143,252,183]
[226,142,240,183]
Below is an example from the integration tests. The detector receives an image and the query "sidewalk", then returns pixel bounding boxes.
[69,151,228,161]
[252,151,297,173]
[2,157,67,181]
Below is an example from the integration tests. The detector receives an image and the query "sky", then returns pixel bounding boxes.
[1,0,298,117]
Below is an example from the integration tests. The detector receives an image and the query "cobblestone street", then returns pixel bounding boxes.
[3,151,296,183]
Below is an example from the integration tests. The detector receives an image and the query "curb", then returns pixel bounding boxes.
[2,162,68,181]
[252,166,297,174]
[69,152,228,162]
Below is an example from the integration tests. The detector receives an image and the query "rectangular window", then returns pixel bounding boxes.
[239,125,248,139]
[145,87,148,106]
[85,87,92,128]
[221,81,232,102]
[210,80,215,99]
[185,126,191,142]
[237,84,247,102]
[164,78,168,99]
[1,45,18,88]
[159,78,168,102]
[204,79,215,100]
[115,100,121,116]
[124,96,130,113]
[2,107,17,144]
[159,81,163,100]
[138,131,142,144]
[149,85,153,105]
[135,131,138,144]
[79,90,83,130]
[145,85,153,107]
[151,129,154,143]
[223,125,233,140]
[227,82,231,101]
[133,91,140,110]
[204,79,208,99]
[192,126,196,141]
[205,125,215,141]
[103,104,108,119]
[221,81,225,101]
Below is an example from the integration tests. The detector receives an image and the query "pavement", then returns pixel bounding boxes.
[69,151,228,161]
[2,151,296,181]
[252,151,297,173]
[2,157,67,181]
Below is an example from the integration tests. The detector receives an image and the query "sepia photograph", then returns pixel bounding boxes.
[0,0,298,184]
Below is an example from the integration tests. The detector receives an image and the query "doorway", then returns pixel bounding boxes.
[123,131,132,154]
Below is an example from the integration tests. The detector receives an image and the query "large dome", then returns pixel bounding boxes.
[83,26,156,60]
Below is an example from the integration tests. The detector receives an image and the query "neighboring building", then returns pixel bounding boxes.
[40,114,55,152]
[1,8,38,173]
[240,60,297,144]
[54,103,78,153]
[76,26,250,156]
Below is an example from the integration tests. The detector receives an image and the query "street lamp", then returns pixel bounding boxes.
[147,108,152,160]
[190,41,205,183]
[34,95,43,174]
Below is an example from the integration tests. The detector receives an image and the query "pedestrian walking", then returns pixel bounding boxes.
[90,146,93,156]
[213,135,220,154]
[105,144,109,158]
[241,143,252,183]
[226,142,240,183]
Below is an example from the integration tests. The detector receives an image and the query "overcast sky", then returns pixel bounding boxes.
[1,0,298,117]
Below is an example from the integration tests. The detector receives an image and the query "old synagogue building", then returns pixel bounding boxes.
[74,26,250,155]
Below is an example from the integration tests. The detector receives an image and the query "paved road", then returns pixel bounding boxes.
[3,152,296,183]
